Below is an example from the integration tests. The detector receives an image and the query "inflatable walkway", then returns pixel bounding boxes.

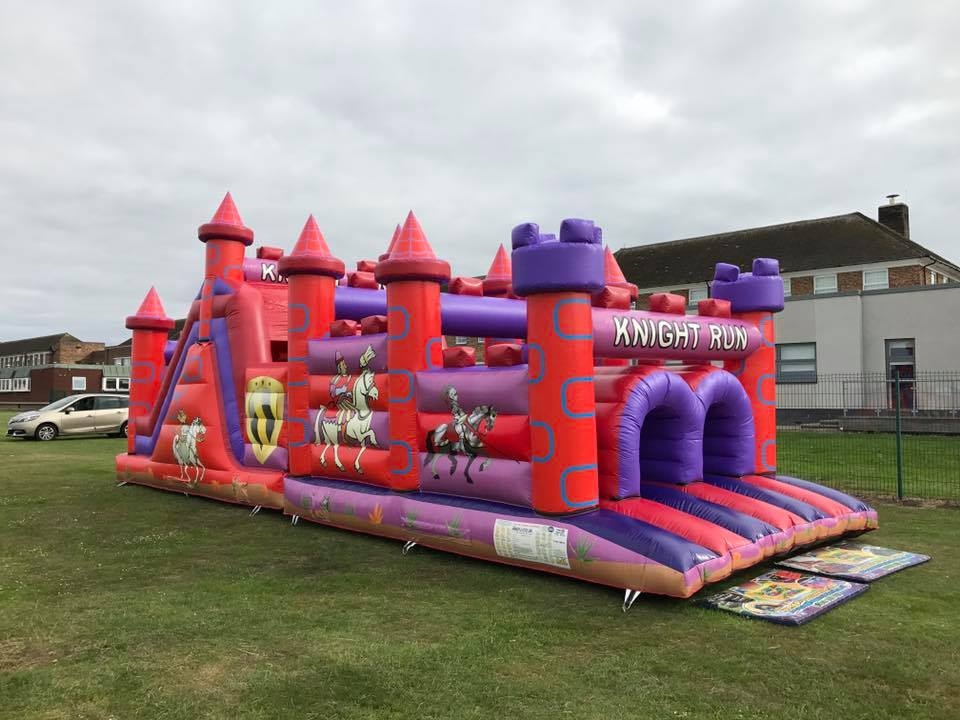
[116,195,877,599]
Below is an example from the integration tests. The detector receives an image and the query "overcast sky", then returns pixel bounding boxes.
[2,1,958,343]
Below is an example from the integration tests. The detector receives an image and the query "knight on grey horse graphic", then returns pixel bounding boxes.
[425,385,497,483]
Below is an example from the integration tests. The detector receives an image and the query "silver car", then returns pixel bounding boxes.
[6,394,129,441]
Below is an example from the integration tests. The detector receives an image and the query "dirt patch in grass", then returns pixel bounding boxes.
[0,638,57,672]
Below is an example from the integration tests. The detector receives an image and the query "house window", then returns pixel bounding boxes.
[782,278,791,297]
[863,269,889,291]
[688,287,708,305]
[72,376,87,391]
[776,343,817,383]
[0,379,9,392]
[102,377,131,392]
[928,270,936,284]
[12,377,30,392]
[454,336,470,346]
[813,274,837,294]
[114,357,132,366]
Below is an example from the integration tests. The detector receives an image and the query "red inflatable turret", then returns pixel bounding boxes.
[197,193,254,341]
[375,212,450,491]
[593,247,639,366]
[481,244,518,358]
[378,223,402,263]
[125,287,175,454]
[278,216,345,476]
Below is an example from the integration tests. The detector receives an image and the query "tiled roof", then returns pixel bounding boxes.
[615,212,960,288]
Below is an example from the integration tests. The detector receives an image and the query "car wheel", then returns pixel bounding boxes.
[35,423,58,441]
[116,421,128,438]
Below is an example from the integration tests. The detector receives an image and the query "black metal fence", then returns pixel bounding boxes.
[776,372,960,502]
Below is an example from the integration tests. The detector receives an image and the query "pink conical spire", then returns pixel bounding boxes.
[486,244,512,282]
[291,215,333,257]
[601,246,638,300]
[209,192,245,227]
[603,246,628,285]
[198,191,254,245]
[379,223,403,262]
[374,211,450,284]
[277,215,344,280]
[391,211,439,260]
[136,286,171,320]
[126,287,175,331]
[482,243,513,296]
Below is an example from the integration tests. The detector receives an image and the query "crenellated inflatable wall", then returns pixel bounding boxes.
[116,194,878,599]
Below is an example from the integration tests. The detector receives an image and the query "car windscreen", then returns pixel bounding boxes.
[38,397,77,412]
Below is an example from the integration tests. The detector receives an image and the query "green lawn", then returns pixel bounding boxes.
[1,424,959,719]
[779,429,960,501]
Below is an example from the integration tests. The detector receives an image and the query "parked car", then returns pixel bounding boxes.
[6,394,129,441]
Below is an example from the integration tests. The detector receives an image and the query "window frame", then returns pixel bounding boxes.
[863,268,889,291]
[687,286,709,306]
[782,277,791,297]
[813,273,838,294]
[776,342,818,384]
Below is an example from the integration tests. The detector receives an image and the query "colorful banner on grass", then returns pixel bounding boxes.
[697,569,868,625]
[776,541,930,582]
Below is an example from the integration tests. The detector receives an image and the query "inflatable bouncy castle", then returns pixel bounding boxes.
[116,194,878,600]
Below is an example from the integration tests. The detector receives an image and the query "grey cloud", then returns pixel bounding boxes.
[1,0,958,343]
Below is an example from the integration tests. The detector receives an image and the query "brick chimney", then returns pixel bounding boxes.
[878,194,909,238]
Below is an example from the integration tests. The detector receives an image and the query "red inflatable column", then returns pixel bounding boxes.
[375,212,450,491]
[712,259,785,475]
[512,219,605,514]
[197,192,254,342]
[278,216,345,477]
[125,287,174,454]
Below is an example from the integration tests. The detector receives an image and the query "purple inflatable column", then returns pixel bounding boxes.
[513,220,605,515]
[711,259,785,475]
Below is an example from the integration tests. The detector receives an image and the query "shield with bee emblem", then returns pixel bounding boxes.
[245,375,285,463]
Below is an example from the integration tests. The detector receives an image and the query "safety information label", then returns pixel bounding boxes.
[493,520,570,569]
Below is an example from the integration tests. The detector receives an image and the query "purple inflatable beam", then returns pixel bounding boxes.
[241,260,762,361]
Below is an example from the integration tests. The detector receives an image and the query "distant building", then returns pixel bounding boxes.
[615,196,960,419]
[615,196,960,307]
[0,332,132,407]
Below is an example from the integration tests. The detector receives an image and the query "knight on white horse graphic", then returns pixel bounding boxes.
[173,409,206,487]
[316,345,379,474]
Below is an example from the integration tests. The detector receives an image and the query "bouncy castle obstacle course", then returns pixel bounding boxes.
[116,194,878,599]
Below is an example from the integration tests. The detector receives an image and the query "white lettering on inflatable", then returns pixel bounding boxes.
[633,317,650,347]
[657,320,673,348]
[708,324,724,351]
[734,326,748,351]
[258,263,287,284]
[613,316,631,347]
[494,520,570,569]
[611,315,748,354]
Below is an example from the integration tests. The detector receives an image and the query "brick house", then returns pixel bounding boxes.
[615,196,960,415]
[615,196,960,308]
[0,333,132,407]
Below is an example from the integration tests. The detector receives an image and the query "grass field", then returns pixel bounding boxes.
[1,422,959,719]
[778,429,960,501]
